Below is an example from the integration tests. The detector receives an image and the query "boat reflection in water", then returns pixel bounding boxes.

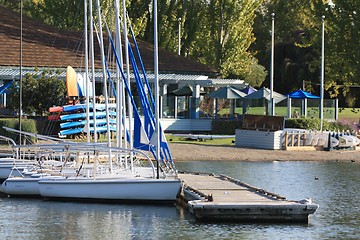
[1,161,359,239]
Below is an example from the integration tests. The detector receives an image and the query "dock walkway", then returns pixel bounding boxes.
[178,172,318,223]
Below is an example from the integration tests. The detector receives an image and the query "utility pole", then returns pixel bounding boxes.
[270,13,275,116]
[178,18,181,55]
[19,0,23,145]
[320,15,325,132]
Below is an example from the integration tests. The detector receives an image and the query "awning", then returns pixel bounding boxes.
[206,86,246,99]
[245,87,286,103]
[286,89,320,99]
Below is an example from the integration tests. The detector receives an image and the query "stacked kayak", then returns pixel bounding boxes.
[48,103,117,137]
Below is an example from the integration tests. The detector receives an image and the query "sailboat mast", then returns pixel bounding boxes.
[19,0,23,145]
[122,0,133,171]
[89,0,97,142]
[153,0,160,179]
[114,0,123,149]
[84,0,90,142]
[95,0,112,172]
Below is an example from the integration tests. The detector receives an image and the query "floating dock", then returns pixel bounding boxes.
[178,172,318,223]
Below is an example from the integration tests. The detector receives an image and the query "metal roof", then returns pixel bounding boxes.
[0,67,245,87]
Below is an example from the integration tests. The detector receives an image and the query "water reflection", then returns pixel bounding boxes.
[177,161,360,239]
[0,161,359,239]
[0,199,180,240]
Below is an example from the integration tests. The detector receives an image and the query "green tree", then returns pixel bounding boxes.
[252,0,321,94]
[3,0,267,85]
[252,0,360,102]
[123,0,266,81]
[25,0,85,30]
[315,1,360,98]
[8,68,66,116]
[197,0,265,80]
[243,57,267,88]
[21,0,114,30]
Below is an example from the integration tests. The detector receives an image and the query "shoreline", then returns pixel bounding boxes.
[1,143,359,162]
[168,143,360,162]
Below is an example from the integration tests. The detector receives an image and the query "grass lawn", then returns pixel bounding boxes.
[166,134,235,146]
[217,106,359,121]
[338,108,360,120]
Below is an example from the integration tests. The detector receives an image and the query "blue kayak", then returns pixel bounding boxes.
[60,119,116,129]
[59,125,117,135]
[60,111,117,121]
[63,103,117,112]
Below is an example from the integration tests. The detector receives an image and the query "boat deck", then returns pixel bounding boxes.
[178,172,318,223]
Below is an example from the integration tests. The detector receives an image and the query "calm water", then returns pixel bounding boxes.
[0,160,359,239]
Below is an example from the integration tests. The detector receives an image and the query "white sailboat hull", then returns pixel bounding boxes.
[0,176,64,196]
[1,177,40,195]
[38,178,181,201]
[0,158,37,180]
[0,164,27,180]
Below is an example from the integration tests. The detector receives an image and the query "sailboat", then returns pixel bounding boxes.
[0,131,82,196]
[35,0,181,202]
[0,141,180,200]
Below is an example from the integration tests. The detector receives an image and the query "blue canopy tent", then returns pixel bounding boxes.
[286,89,320,118]
[287,89,320,99]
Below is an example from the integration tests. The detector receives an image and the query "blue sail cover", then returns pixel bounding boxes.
[106,32,175,168]
[0,81,13,95]
[128,44,174,166]
[287,89,320,99]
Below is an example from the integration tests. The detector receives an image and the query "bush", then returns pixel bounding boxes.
[212,119,243,134]
[0,118,37,143]
[285,118,321,130]
[211,117,352,134]
[285,117,352,131]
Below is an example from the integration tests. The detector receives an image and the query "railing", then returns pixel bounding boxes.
[282,131,307,148]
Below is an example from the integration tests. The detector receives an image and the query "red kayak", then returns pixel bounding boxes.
[48,106,64,113]
[48,114,61,121]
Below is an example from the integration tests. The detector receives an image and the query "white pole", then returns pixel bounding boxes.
[320,15,325,132]
[270,13,275,116]
[19,0,23,145]
[95,0,112,172]
[287,96,291,118]
[89,0,97,142]
[122,0,133,171]
[114,0,123,149]
[84,0,90,142]
[174,18,181,119]
[178,18,181,55]
[154,0,160,179]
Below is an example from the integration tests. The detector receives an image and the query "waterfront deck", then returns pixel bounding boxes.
[178,172,318,223]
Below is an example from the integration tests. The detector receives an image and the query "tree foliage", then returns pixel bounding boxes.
[8,68,66,116]
[6,0,360,105]
[252,0,321,94]
[125,0,266,82]
[10,0,266,83]
[318,1,360,98]
[252,0,360,106]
